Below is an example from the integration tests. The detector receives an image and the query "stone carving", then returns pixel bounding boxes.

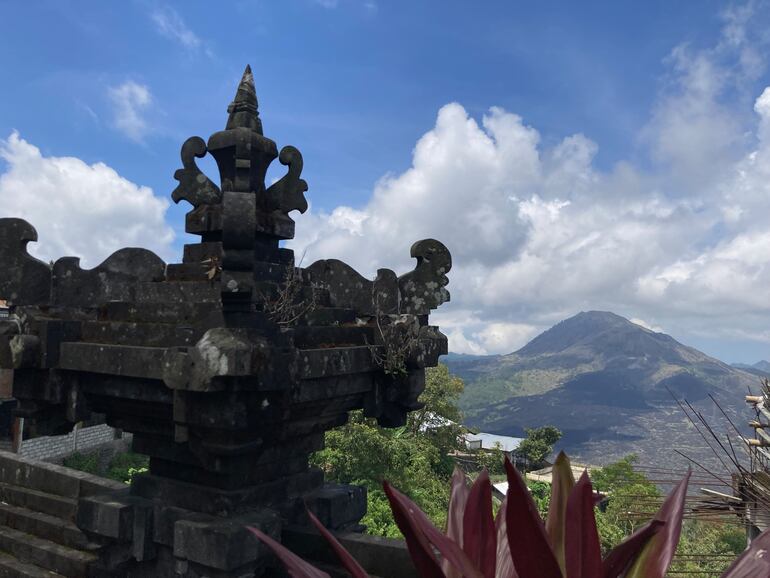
[0,218,51,306]
[265,145,309,215]
[171,136,222,207]
[308,261,404,315]
[0,65,452,577]
[306,238,452,317]
[398,238,452,314]
[52,248,166,308]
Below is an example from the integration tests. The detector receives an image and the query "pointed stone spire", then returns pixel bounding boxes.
[225,64,263,133]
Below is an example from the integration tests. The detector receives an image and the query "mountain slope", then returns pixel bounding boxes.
[445,311,758,469]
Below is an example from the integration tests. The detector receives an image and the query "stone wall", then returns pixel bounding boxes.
[19,424,125,461]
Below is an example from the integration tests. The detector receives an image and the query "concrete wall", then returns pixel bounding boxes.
[19,424,124,461]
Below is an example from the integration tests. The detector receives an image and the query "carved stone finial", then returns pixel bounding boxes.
[171,137,222,207]
[265,146,309,215]
[398,239,452,315]
[208,66,277,195]
[226,64,262,134]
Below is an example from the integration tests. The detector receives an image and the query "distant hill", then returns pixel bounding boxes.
[440,352,493,363]
[446,311,758,471]
[731,361,770,378]
[754,360,770,373]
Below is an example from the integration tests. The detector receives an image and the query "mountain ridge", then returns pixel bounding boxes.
[445,310,757,469]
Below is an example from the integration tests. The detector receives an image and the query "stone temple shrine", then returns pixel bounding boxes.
[0,66,451,576]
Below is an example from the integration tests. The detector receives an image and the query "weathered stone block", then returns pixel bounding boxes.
[76,494,135,541]
[173,509,279,570]
[304,484,367,531]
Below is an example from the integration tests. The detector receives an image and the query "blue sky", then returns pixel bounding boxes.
[4,0,770,363]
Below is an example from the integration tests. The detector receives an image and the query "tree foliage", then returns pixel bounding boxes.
[516,425,562,469]
[592,455,745,576]
[313,370,746,573]
[311,363,465,536]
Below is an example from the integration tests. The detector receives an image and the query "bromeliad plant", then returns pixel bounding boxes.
[248,452,770,577]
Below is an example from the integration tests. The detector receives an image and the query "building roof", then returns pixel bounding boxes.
[418,412,456,432]
[464,432,523,453]
[525,463,598,484]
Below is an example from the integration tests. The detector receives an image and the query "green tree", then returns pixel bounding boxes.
[476,442,507,475]
[593,456,667,553]
[592,455,745,575]
[516,425,562,470]
[311,363,465,536]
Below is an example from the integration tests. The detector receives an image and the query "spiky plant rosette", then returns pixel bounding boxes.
[248,452,770,577]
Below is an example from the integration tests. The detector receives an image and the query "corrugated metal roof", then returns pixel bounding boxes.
[463,432,523,453]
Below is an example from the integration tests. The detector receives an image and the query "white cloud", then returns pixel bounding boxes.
[472,323,539,355]
[286,5,770,355]
[0,132,174,267]
[630,318,664,333]
[150,6,204,52]
[313,0,378,10]
[108,81,152,142]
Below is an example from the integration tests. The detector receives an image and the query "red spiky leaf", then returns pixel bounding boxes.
[384,481,483,578]
[503,457,562,578]
[247,526,331,578]
[494,496,518,578]
[601,520,663,578]
[443,466,470,578]
[564,471,602,578]
[305,508,370,578]
[622,469,691,578]
[463,469,496,578]
[546,451,575,574]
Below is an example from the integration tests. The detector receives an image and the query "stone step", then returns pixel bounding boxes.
[0,451,128,502]
[0,484,76,522]
[0,503,96,551]
[0,526,96,577]
[0,551,64,578]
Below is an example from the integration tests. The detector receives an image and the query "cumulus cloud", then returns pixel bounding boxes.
[0,132,174,267]
[108,81,152,142]
[287,3,770,355]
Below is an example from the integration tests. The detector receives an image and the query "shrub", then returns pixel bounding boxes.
[62,451,99,475]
